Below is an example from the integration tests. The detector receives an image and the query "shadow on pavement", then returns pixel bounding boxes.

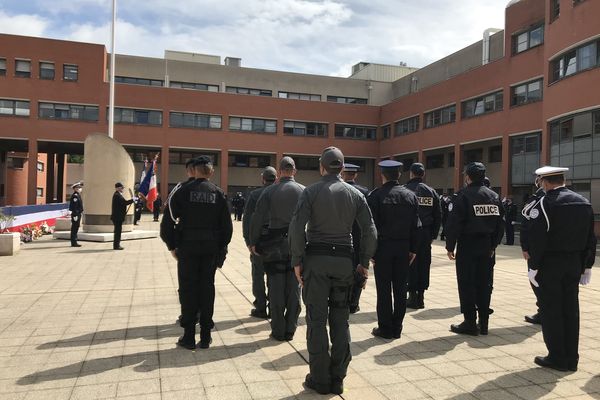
[584,375,600,399]
[410,306,461,320]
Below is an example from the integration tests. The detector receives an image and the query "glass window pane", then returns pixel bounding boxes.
[241,118,253,131]
[84,106,98,121]
[565,51,577,76]
[229,117,241,130]
[183,113,195,127]
[265,120,276,133]
[209,116,221,129]
[148,111,162,125]
[15,101,30,116]
[529,27,543,47]
[15,60,31,72]
[578,42,597,70]
[0,100,14,115]
[517,32,528,52]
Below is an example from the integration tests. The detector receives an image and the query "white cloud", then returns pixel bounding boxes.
[0,10,49,37]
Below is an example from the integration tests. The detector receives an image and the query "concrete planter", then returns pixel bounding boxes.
[0,233,21,256]
[55,217,72,232]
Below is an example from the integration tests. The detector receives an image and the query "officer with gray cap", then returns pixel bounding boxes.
[250,156,304,341]
[445,162,504,336]
[342,163,370,314]
[289,147,377,395]
[404,162,441,309]
[367,160,420,339]
[69,181,84,247]
[243,166,278,319]
[526,166,596,372]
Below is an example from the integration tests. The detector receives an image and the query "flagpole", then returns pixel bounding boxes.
[108,0,116,139]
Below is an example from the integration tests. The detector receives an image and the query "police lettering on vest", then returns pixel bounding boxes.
[473,204,500,216]
[417,196,433,207]
[190,191,216,204]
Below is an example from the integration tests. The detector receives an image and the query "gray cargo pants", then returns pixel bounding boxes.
[302,254,354,386]
[251,254,268,312]
[266,262,301,338]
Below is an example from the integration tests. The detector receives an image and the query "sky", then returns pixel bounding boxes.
[0,0,508,77]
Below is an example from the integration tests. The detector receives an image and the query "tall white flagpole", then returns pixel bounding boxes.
[108,0,116,138]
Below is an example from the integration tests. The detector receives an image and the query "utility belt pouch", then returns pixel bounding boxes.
[256,228,290,263]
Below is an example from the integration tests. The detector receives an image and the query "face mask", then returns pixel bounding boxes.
[77,188,83,193]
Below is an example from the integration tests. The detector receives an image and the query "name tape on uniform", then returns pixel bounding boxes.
[473,204,500,216]
[417,197,433,207]
[190,192,217,204]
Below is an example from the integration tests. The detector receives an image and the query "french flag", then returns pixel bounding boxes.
[138,159,158,212]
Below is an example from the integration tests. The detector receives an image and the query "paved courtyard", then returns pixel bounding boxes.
[1,215,600,399]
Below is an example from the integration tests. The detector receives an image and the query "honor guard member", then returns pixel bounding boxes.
[69,181,84,247]
[152,193,162,222]
[367,160,420,339]
[520,175,545,325]
[341,162,370,314]
[111,182,134,250]
[445,162,504,336]
[289,147,377,395]
[162,156,233,350]
[250,157,304,341]
[243,166,278,319]
[404,162,441,309]
[526,166,596,372]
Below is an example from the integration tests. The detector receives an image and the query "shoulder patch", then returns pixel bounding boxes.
[448,203,453,212]
[473,204,500,216]
[417,196,433,206]
[530,208,539,219]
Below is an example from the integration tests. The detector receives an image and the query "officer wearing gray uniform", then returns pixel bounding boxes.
[289,147,377,396]
[243,166,278,319]
[445,162,504,336]
[404,162,441,309]
[250,157,304,341]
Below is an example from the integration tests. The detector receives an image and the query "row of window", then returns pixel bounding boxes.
[0,58,78,81]
[423,146,502,170]
[550,0,586,23]
[551,39,600,83]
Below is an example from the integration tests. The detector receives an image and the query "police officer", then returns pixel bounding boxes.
[440,194,450,240]
[111,182,134,250]
[520,175,545,325]
[445,162,504,336]
[504,197,517,245]
[289,147,377,395]
[232,193,245,221]
[161,156,233,350]
[243,166,278,319]
[152,193,162,222]
[250,157,304,341]
[404,162,441,309]
[341,163,370,314]
[69,181,84,247]
[526,166,595,372]
[133,193,144,225]
[368,160,420,339]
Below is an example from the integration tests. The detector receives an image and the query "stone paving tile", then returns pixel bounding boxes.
[1,215,600,399]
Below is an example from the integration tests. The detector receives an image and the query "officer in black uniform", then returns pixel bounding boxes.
[445,162,504,336]
[133,193,144,225]
[161,156,233,350]
[404,163,441,309]
[504,197,517,245]
[289,147,377,395]
[111,182,134,250]
[520,175,544,325]
[341,163,370,314]
[527,166,596,372]
[250,157,304,341]
[68,181,84,247]
[367,160,420,339]
[243,166,278,319]
[152,193,162,222]
[440,194,450,240]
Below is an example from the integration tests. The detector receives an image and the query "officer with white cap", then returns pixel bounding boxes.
[68,181,84,247]
[527,166,596,372]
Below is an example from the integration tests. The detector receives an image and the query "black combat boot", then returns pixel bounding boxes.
[450,319,479,336]
[416,291,425,309]
[177,325,196,350]
[331,378,344,395]
[478,318,489,335]
[406,291,418,309]
[199,328,212,349]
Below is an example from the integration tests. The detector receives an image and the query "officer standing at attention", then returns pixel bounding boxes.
[503,197,517,245]
[341,163,370,314]
[250,157,304,341]
[368,160,420,339]
[526,166,595,372]
[520,175,545,325]
[289,147,377,395]
[440,194,450,240]
[445,162,504,336]
[404,162,441,310]
[161,156,233,350]
[243,166,278,319]
[69,181,84,247]
[111,182,134,250]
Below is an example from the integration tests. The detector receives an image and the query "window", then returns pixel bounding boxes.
[278,91,321,101]
[7,157,24,169]
[394,116,419,136]
[37,162,44,172]
[334,124,377,140]
[464,148,483,164]
[229,117,276,133]
[511,79,543,106]
[40,102,98,121]
[512,25,544,54]
[63,64,78,81]
[551,40,599,82]
[115,76,163,86]
[226,86,272,96]
[165,151,217,165]
[344,158,367,172]
[425,105,456,129]
[0,99,30,117]
[426,154,444,169]
[283,121,327,137]
[228,154,271,168]
[15,60,31,78]
[382,125,391,139]
[448,152,455,167]
[113,108,161,125]
[462,91,503,118]
[39,62,55,80]
[0,58,6,76]
[294,156,320,171]
[169,81,219,92]
[36,188,43,197]
[327,96,368,105]
[488,145,502,163]
[170,112,222,129]
[550,0,560,21]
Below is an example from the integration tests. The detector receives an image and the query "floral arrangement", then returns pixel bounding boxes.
[20,224,46,242]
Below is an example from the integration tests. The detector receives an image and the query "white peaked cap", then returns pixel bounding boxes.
[534,166,569,177]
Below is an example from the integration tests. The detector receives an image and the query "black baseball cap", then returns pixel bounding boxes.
[464,162,486,181]
[410,162,425,175]
[279,156,296,170]
[262,166,277,180]
[115,182,124,188]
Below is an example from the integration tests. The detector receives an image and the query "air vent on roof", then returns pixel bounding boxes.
[224,57,241,67]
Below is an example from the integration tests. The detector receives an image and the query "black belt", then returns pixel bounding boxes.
[268,227,288,237]
[305,243,353,259]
